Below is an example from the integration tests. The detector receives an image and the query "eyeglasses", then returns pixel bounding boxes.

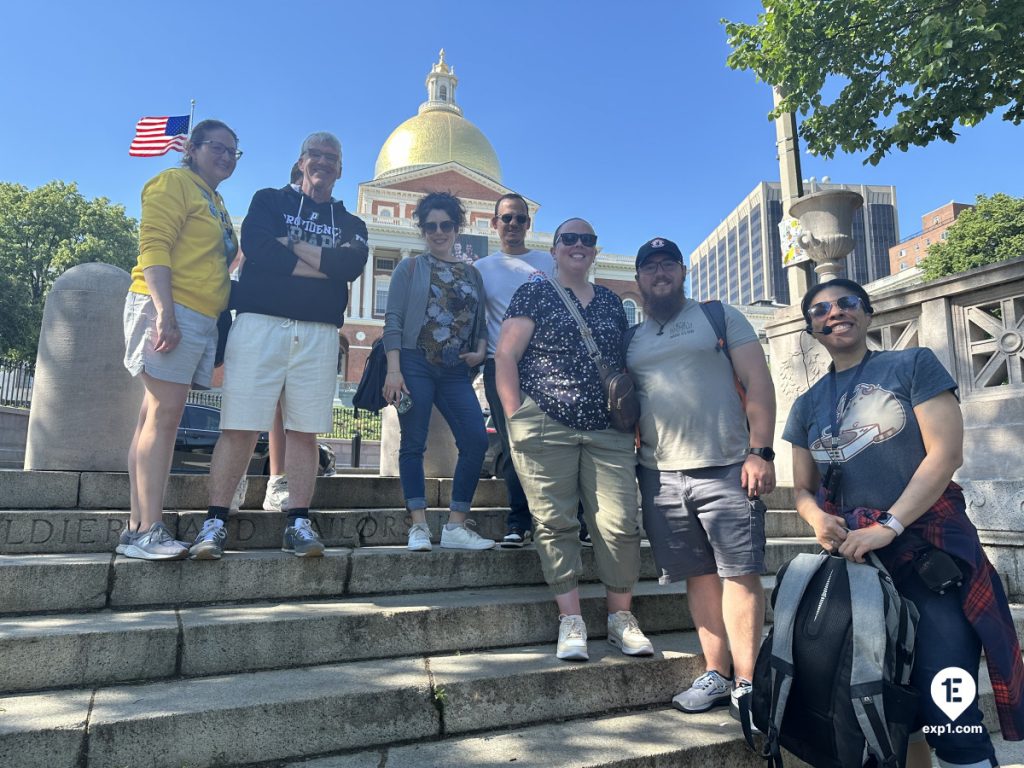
[556,233,598,247]
[304,149,340,165]
[498,213,529,225]
[638,259,683,276]
[198,141,242,160]
[807,294,865,319]
[422,220,456,234]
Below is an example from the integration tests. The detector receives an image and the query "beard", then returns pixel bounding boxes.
[642,285,686,321]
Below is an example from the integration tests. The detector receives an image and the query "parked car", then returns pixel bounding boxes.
[481,411,505,479]
[173,403,336,476]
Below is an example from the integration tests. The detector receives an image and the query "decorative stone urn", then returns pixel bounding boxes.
[789,189,864,281]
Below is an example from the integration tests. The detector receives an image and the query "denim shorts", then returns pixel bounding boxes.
[638,462,767,581]
[122,291,218,388]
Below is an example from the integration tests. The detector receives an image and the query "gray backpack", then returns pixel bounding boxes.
[744,552,920,768]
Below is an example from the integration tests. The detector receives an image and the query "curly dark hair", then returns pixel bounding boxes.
[413,191,466,231]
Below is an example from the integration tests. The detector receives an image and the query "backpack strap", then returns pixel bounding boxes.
[764,552,830,765]
[622,323,639,354]
[699,300,731,363]
[847,559,900,767]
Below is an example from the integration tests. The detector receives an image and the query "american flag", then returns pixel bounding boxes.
[128,115,190,157]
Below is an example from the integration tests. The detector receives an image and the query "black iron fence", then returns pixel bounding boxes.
[0,360,33,408]
[185,390,381,440]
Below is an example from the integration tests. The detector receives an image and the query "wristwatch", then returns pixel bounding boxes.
[876,512,905,536]
[748,447,775,462]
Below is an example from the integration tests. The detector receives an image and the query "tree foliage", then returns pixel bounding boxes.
[921,193,1024,279]
[0,181,138,361]
[724,0,1024,164]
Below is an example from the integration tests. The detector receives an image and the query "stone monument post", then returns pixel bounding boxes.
[25,263,143,471]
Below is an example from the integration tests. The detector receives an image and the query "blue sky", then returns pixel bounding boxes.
[3,0,1021,259]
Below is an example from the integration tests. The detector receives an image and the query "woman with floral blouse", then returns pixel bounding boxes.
[495,217,652,661]
[382,192,495,552]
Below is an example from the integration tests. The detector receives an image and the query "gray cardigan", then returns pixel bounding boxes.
[382,254,488,354]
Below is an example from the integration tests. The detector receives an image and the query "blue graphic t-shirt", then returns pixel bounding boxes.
[783,348,958,510]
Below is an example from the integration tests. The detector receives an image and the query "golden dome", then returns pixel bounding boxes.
[374,111,502,181]
[373,51,502,182]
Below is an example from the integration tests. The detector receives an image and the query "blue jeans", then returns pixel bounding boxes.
[896,566,997,766]
[483,359,531,530]
[398,349,487,513]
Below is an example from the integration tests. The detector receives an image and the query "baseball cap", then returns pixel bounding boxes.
[635,237,683,270]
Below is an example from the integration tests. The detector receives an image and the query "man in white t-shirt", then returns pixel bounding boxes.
[626,236,776,724]
[475,194,553,547]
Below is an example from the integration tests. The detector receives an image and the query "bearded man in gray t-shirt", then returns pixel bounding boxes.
[626,237,777,723]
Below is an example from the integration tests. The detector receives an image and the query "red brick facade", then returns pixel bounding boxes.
[889,201,973,274]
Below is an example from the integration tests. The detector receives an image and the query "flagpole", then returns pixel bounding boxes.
[189,99,196,132]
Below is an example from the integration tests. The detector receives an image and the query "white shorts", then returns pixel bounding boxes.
[123,291,218,388]
[220,312,338,434]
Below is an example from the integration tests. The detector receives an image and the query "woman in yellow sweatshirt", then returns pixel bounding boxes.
[120,119,240,560]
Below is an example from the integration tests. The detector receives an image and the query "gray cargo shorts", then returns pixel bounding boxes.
[638,462,767,582]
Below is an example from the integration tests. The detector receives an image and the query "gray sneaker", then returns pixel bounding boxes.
[672,669,733,713]
[556,614,589,661]
[263,475,288,512]
[189,518,227,560]
[282,517,325,557]
[121,522,188,561]
[115,525,138,554]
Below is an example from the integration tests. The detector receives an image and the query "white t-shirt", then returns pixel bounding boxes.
[474,249,554,356]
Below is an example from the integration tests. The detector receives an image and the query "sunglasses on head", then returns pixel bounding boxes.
[498,213,529,225]
[422,220,456,234]
[556,232,598,247]
[808,294,865,319]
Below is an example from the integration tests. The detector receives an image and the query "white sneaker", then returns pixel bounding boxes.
[263,474,288,512]
[407,522,433,552]
[440,520,496,550]
[556,614,589,661]
[606,610,654,656]
[230,476,248,512]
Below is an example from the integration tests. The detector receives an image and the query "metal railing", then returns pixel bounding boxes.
[0,360,33,408]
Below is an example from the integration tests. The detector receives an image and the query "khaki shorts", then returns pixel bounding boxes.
[123,291,218,388]
[220,312,338,434]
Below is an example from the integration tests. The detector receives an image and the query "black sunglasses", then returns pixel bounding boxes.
[808,294,864,319]
[422,220,456,234]
[498,213,529,225]
[556,232,597,247]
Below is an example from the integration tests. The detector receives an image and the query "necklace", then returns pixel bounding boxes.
[654,304,685,336]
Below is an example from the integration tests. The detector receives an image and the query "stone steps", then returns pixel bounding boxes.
[1,631,1014,768]
[0,537,819,614]
[0,506,811,555]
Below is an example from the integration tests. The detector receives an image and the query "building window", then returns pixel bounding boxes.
[925,238,930,246]
[899,262,907,271]
[623,299,639,326]
[439,85,447,101]
[899,248,906,257]
[374,276,390,315]
[933,216,940,225]
[379,208,393,218]
[941,231,949,240]
[375,257,395,272]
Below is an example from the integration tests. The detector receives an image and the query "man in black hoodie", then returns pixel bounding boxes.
[190,131,368,560]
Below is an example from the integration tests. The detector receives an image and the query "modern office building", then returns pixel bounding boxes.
[689,181,900,305]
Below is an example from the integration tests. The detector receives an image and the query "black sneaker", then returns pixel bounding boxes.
[500,528,531,548]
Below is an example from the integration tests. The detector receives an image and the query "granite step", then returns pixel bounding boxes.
[0,578,764,693]
[0,504,808,554]
[2,633,1014,768]
[0,538,820,614]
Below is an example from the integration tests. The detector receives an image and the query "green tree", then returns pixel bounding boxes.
[724,0,1024,164]
[921,193,1024,279]
[0,181,138,360]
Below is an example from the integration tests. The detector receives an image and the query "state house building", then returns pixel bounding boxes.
[334,52,640,381]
